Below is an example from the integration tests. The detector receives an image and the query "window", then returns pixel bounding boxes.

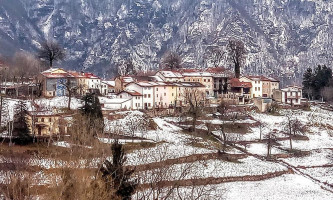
[148,103,151,107]
[164,93,166,96]
[144,94,147,98]
[255,87,257,91]
[258,87,260,91]
[41,118,44,122]
[120,95,122,98]
[164,86,166,89]
[138,103,140,107]
[208,79,211,82]
[157,94,159,97]
[148,94,151,98]
[204,79,206,82]
[156,88,158,91]
[49,118,52,122]
[172,93,174,96]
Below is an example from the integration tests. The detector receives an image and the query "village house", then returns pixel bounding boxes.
[273,86,303,105]
[125,82,155,109]
[101,81,116,96]
[39,68,104,97]
[224,78,252,104]
[174,82,206,106]
[99,96,134,111]
[38,68,77,97]
[26,110,70,136]
[206,67,232,98]
[155,71,184,82]
[240,76,280,98]
[154,82,179,108]
[116,90,143,110]
[114,76,136,93]
[181,69,214,97]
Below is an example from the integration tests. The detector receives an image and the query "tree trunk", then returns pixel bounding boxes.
[289,135,293,150]
[235,63,240,78]
[192,114,196,132]
[222,130,227,152]
[68,91,71,110]
[0,96,2,126]
[267,135,271,158]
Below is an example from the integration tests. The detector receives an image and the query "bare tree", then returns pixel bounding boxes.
[283,111,306,150]
[216,100,230,152]
[264,131,276,159]
[205,46,226,68]
[161,51,182,70]
[59,77,77,110]
[12,52,41,84]
[227,39,247,78]
[38,40,65,67]
[258,120,268,141]
[183,88,206,132]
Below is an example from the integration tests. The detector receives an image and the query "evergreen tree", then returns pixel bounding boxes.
[79,93,104,137]
[80,93,103,119]
[100,141,137,200]
[12,100,32,144]
[302,68,314,99]
[302,65,332,100]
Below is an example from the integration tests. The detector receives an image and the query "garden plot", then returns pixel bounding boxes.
[246,143,285,156]
[280,149,332,167]
[277,126,333,151]
[299,167,333,185]
[173,174,333,200]
[244,127,286,141]
[137,174,333,200]
[138,156,287,183]
[126,143,215,166]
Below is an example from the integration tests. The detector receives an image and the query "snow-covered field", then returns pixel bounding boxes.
[2,105,333,199]
[139,156,287,183]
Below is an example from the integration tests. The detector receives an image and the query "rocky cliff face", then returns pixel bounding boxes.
[0,0,332,84]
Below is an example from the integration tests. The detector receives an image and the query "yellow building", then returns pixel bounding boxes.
[26,111,70,136]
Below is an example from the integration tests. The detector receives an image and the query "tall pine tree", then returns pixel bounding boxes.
[100,141,137,200]
[78,93,104,137]
[80,93,103,119]
[12,100,32,144]
[302,65,332,100]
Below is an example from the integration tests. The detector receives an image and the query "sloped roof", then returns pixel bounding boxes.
[245,75,279,82]
[230,78,252,88]
[102,81,115,87]
[41,68,74,78]
[157,70,183,78]
[118,90,142,96]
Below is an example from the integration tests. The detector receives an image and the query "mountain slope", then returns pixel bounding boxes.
[0,0,332,84]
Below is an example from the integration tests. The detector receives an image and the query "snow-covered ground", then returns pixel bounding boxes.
[136,174,333,200]
[139,156,287,183]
